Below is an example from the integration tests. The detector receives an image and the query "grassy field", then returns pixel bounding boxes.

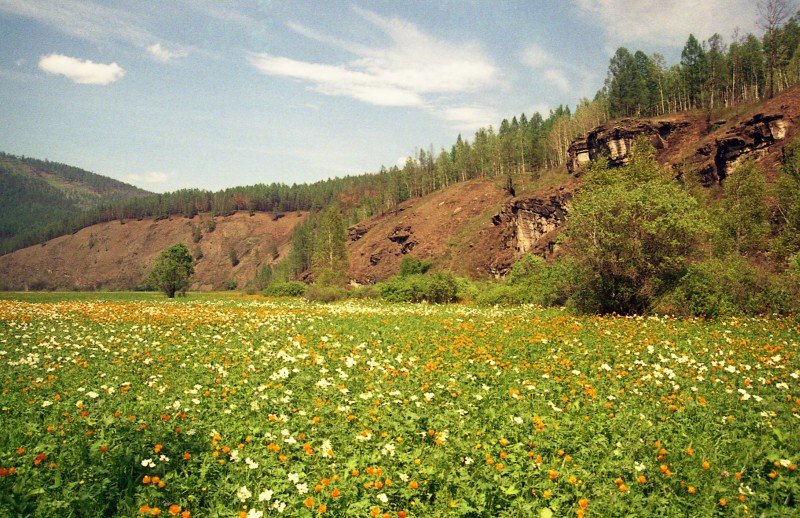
[1,293,798,517]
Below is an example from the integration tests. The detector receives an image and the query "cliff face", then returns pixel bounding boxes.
[567,118,693,175]
[567,84,800,184]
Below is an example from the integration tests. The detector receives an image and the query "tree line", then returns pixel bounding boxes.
[601,4,800,117]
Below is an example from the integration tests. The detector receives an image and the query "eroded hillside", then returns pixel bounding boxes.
[0,212,306,291]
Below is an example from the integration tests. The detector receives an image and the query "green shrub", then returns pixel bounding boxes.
[305,285,349,303]
[263,281,307,297]
[398,256,432,277]
[660,256,797,317]
[379,272,461,303]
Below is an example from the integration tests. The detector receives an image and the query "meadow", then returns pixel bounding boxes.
[0,293,798,517]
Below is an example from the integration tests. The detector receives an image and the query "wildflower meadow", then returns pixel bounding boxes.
[1,294,798,517]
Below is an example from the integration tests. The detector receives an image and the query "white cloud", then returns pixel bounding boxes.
[437,105,500,131]
[38,53,125,85]
[520,44,554,68]
[544,69,570,92]
[250,7,499,111]
[573,0,760,49]
[147,43,188,62]
[126,171,168,184]
[0,0,152,46]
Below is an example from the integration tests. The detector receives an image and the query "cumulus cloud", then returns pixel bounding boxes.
[437,105,501,131]
[573,0,760,49]
[520,44,575,93]
[38,53,125,85]
[249,7,498,110]
[544,69,570,92]
[147,43,188,62]
[126,171,168,184]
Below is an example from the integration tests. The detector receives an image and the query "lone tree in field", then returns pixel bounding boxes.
[148,243,195,298]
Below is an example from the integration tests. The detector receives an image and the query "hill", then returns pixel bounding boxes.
[0,153,151,254]
[0,212,306,291]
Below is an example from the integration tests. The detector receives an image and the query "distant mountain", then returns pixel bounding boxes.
[0,153,151,254]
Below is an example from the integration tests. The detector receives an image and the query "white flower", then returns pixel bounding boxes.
[377,493,388,503]
[381,443,396,456]
[259,489,273,502]
[42,400,53,407]
[237,485,252,502]
[288,472,300,484]
[464,456,474,465]
[296,482,308,494]
[86,391,99,399]
[424,392,435,401]
[141,458,155,468]
[247,510,263,518]
[245,457,259,469]
[159,454,170,463]
[512,416,523,425]
[272,500,286,513]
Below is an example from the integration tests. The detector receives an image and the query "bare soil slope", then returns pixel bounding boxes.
[347,179,513,283]
[0,212,306,291]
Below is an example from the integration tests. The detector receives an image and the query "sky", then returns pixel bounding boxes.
[0,0,766,193]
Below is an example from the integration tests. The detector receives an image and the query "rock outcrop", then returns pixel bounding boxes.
[698,113,789,185]
[567,118,692,175]
[488,188,573,276]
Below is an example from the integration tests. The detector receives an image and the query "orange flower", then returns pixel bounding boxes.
[578,498,588,509]
[638,475,647,484]
[139,505,151,514]
[150,508,161,516]
[180,511,190,518]
[142,475,151,484]
[687,486,696,494]
[168,504,181,515]
[317,504,327,513]
[154,444,163,453]
[409,480,418,490]
[304,497,314,508]
[398,512,408,518]
[701,460,710,469]
[183,453,191,460]
[331,488,341,498]
[719,498,727,507]
[100,445,108,453]
[549,469,558,481]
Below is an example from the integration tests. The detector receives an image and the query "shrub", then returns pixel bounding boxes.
[398,257,432,277]
[263,281,307,297]
[660,256,797,317]
[305,285,349,303]
[379,272,461,303]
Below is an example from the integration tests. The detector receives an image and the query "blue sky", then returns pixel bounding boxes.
[0,0,763,192]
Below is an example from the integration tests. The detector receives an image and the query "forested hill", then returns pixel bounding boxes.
[0,153,151,254]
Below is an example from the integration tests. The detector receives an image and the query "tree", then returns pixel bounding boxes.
[312,204,349,286]
[759,0,790,98]
[681,34,707,108]
[566,141,710,314]
[148,243,195,298]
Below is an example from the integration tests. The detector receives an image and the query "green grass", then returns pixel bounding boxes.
[1,295,798,517]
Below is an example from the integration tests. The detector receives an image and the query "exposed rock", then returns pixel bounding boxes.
[702,113,788,185]
[567,118,691,175]
[488,190,572,276]
[387,225,417,254]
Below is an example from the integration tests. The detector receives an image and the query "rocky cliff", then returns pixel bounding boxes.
[567,84,800,184]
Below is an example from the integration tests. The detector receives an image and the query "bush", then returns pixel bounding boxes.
[305,285,349,303]
[379,272,461,303]
[398,257,432,277]
[658,256,797,317]
[263,281,307,297]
